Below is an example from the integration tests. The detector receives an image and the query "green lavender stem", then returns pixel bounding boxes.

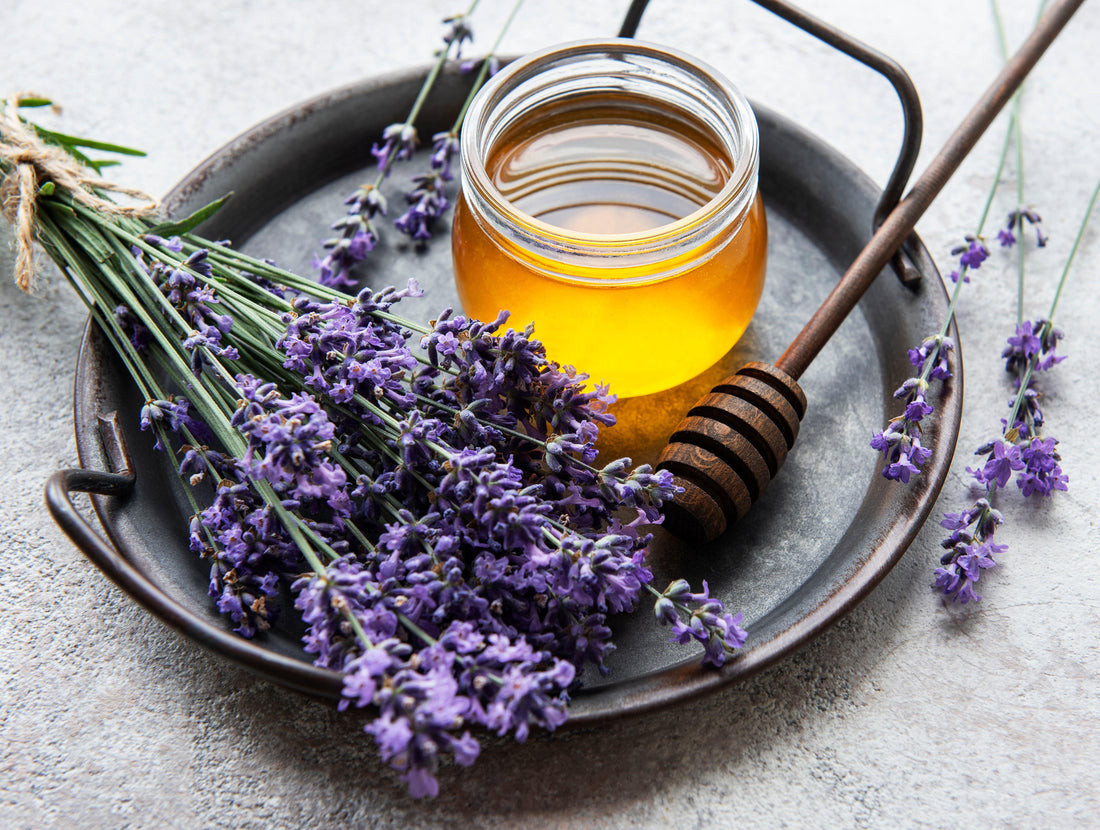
[448,0,525,133]
[1004,176,1100,438]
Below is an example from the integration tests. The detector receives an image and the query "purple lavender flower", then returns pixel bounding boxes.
[996,318,1069,494]
[653,579,747,667]
[947,234,990,282]
[316,230,376,290]
[968,439,1025,490]
[934,498,1005,604]
[873,332,955,483]
[314,185,388,288]
[233,380,350,509]
[955,235,990,269]
[1003,322,1041,369]
[871,387,931,482]
[1003,319,1064,377]
[141,233,184,252]
[276,290,420,410]
[139,395,214,449]
[908,335,955,381]
[128,247,242,374]
[200,473,300,637]
[372,123,419,173]
[1000,207,1048,248]
[395,172,450,242]
[429,130,460,181]
[113,304,150,350]
[934,542,1003,603]
[1016,436,1068,497]
[441,13,474,57]
[301,546,576,798]
[1035,323,1065,371]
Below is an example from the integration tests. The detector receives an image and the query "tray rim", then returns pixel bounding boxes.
[68,63,963,726]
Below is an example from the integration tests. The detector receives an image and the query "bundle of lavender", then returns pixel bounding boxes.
[1,94,746,797]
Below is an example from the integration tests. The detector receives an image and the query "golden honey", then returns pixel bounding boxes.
[453,41,766,397]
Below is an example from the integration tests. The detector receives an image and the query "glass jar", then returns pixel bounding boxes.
[452,39,766,398]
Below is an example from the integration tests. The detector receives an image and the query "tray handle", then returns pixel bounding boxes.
[47,409,345,698]
[45,412,138,583]
[619,0,924,284]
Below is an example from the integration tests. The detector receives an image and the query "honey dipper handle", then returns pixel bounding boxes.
[776,0,1086,381]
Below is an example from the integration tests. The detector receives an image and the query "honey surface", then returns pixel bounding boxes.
[454,95,767,398]
[490,100,732,234]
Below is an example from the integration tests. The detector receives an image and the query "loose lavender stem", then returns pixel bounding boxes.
[871,30,1023,484]
[449,0,524,132]
[400,0,482,155]
[992,0,1050,323]
[1047,177,1099,320]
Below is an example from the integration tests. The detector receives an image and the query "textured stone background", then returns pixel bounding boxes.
[2,1,1099,827]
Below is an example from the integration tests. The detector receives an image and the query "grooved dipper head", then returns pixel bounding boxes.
[657,362,807,543]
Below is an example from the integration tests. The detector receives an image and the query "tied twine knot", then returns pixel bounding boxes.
[0,92,159,291]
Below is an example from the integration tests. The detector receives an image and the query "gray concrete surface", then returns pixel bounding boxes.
[3,1,1099,827]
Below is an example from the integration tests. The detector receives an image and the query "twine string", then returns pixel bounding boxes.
[0,92,158,291]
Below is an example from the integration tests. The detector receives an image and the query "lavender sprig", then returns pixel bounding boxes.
[936,177,1097,604]
[651,579,747,667]
[871,0,1051,483]
[393,0,524,244]
[393,171,449,241]
[314,2,479,288]
[869,140,1009,484]
[934,499,1005,604]
[870,333,952,482]
[869,218,997,483]
[319,0,524,282]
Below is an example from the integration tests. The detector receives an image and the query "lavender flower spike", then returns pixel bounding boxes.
[395,172,450,242]
[371,123,419,173]
[934,498,1005,604]
[870,366,939,483]
[999,207,1048,248]
[430,130,460,182]
[315,185,387,288]
[441,12,474,57]
[948,234,990,283]
[871,238,961,483]
[654,579,747,667]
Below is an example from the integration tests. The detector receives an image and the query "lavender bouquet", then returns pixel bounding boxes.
[1,92,746,797]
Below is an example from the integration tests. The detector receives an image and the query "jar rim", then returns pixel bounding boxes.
[459,37,760,261]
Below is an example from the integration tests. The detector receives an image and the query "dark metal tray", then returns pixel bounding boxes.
[54,64,960,725]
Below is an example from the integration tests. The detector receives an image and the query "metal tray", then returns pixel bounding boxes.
[52,63,960,725]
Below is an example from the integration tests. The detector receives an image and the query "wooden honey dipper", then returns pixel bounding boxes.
[657,0,1085,543]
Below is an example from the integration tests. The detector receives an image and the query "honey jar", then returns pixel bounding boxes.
[452,39,766,398]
